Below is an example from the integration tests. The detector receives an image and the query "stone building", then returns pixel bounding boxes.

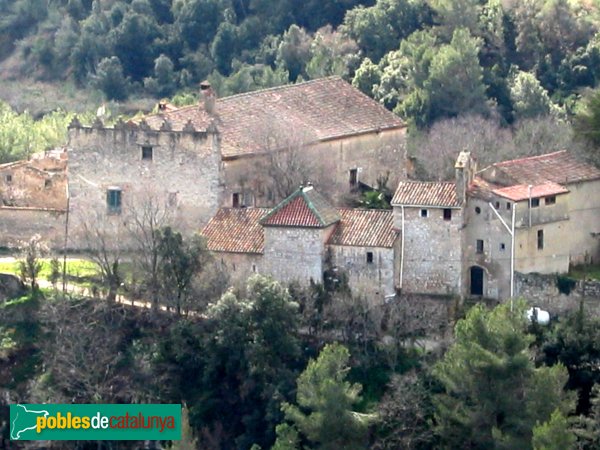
[62,76,407,246]
[0,149,67,209]
[0,150,67,247]
[391,180,463,295]
[391,150,600,300]
[202,185,398,301]
[141,77,407,208]
[67,117,222,244]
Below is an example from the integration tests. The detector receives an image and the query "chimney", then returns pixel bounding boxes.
[455,151,475,206]
[200,81,216,115]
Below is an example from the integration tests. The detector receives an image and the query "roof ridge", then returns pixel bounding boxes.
[303,189,329,226]
[259,187,304,224]
[217,76,343,103]
[399,180,455,184]
[494,150,567,167]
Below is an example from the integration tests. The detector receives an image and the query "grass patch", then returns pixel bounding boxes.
[0,258,98,281]
[569,264,600,281]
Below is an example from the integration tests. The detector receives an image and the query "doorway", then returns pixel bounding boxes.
[470,266,484,296]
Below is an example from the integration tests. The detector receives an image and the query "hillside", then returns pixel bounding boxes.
[1,0,600,128]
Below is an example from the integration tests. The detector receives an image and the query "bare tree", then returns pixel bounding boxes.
[17,234,47,293]
[80,212,128,303]
[411,114,580,181]
[249,122,333,203]
[33,299,153,404]
[125,189,172,312]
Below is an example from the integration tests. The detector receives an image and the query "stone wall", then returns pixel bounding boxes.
[67,125,222,246]
[328,245,396,302]
[0,152,67,209]
[215,252,263,288]
[222,128,407,207]
[394,206,463,295]
[262,226,334,284]
[0,207,65,248]
[515,272,600,316]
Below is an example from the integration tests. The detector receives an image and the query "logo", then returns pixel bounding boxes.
[10,404,181,441]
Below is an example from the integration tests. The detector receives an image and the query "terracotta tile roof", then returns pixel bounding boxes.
[328,209,396,248]
[143,77,405,158]
[261,186,340,227]
[490,151,600,185]
[493,182,569,202]
[391,181,460,207]
[202,207,269,254]
[468,176,503,201]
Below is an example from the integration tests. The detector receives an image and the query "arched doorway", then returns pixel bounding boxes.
[470,266,484,296]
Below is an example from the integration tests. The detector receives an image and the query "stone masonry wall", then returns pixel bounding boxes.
[67,125,222,246]
[516,271,600,316]
[394,206,462,295]
[0,207,65,248]
[329,245,395,302]
[262,226,331,284]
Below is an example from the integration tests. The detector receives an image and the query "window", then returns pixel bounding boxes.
[44,179,51,188]
[545,196,556,205]
[537,229,544,250]
[420,209,428,218]
[366,252,374,264]
[243,191,254,207]
[531,198,540,208]
[349,168,358,187]
[252,264,256,272]
[476,239,484,254]
[500,243,506,251]
[443,208,452,221]
[106,188,122,214]
[475,206,481,214]
[506,202,511,210]
[141,146,153,161]
[5,174,12,183]
[167,192,178,207]
[495,201,500,209]
[232,193,240,208]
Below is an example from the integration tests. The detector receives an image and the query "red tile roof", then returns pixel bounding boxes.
[261,186,340,227]
[391,181,460,207]
[143,77,405,158]
[328,209,396,248]
[490,151,600,185]
[202,207,268,254]
[493,182,569,202]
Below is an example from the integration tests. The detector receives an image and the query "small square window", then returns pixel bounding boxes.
[44,179,51,188]
[495,201,500,209]
[420,209,428,218]
[475,206,481,214]
[141,146,153,161]
[531,198,540,208]
[107,188,122,214]
[366,252,374,264]
[232,193,240,208]
[5,174,12,183]
[500,243,506,251]
[476,239,484,254]
[545,196,556,205]
[506,202,511,210]
[443,208,452,221]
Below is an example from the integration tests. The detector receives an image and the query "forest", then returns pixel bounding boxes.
[1,232,600,449]
[1,0,600,449]
[1,0,600,170]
